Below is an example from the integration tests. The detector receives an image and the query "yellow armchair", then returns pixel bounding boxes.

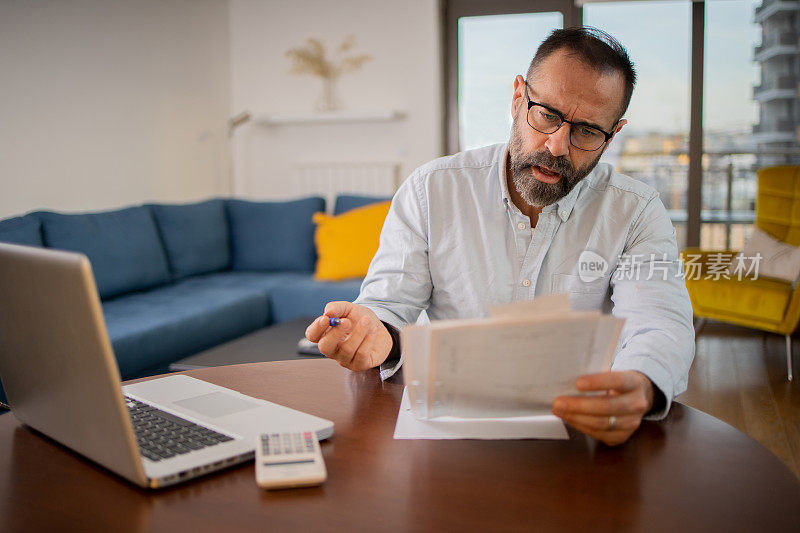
[682,165,800,381]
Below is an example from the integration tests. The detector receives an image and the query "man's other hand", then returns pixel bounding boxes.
[305,301,393,372]
[551,371,655,446]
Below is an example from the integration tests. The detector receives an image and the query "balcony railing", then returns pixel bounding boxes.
[754,31,798,56]
[755,0,778,18]
[756,0,798,22]
[616,149,800,250]
[753,74,797,97]
[753,118,797,133]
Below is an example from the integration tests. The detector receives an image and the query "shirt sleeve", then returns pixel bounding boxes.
[609,194,696,420]
[355,172,433,380]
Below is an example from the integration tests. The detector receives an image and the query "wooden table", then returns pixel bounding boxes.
[1,359,798,532]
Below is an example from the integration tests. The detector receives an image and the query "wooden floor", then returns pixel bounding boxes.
[677,321,800,480]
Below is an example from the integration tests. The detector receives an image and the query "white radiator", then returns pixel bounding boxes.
[289,161,400,212]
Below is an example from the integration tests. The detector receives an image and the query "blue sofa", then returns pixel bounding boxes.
[0,194,387,405]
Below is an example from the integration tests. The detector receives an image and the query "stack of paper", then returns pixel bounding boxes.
[392,387,571,440]
[400,294,624,421]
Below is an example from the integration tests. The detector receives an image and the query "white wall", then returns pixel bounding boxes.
[0,0,231,219]
[229,0,443,200]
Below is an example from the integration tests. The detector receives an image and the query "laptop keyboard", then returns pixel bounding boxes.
[125,397,234,462]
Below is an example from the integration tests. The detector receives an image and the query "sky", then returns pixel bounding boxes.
[459,0,760,150]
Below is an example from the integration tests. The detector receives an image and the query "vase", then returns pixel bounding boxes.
[316,76,342,112]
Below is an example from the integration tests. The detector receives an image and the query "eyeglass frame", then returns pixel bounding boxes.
[523,80,618,152]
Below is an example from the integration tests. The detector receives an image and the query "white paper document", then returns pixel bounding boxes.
[393,387,569,440]
[400,295,625,423]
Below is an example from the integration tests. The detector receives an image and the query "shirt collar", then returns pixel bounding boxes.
[498,144,513,206]
[497,143,588,223]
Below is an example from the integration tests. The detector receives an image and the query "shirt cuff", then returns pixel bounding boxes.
[378,321,404,380]
[611,355,674,420]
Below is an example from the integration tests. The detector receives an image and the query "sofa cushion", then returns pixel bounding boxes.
[0,215,43,246]
[227,197,324,272]
[268,276,363,323]
[334,194,393,215]
[313,201,391,281]
[37,207,171,299]
[686,275,792,326]
[103,282,270,379]
[731,227,800,283]
[149,199,230,280]
[177,271,362,323]
[177,271,312,292]
[176,271,321,322]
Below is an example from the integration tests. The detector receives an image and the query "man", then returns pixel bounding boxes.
[305,27,695,446]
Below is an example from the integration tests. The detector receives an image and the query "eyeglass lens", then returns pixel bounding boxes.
[527,105,606,151]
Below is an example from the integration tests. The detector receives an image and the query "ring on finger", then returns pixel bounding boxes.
[607,415,617,431]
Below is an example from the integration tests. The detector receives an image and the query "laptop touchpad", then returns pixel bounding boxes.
[173,391,260,418]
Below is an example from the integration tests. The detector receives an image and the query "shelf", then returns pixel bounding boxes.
[256,110,405,126]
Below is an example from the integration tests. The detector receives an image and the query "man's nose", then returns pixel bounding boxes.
[544,123,570,157]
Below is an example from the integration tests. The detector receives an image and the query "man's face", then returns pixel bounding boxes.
[508,48,627,207]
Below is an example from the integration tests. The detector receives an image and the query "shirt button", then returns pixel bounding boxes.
[561,210,567,218]
[517,222,526,230]
[522,279,531,287]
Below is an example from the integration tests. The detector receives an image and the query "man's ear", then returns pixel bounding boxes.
[609,119,627,142]
[511,75,526,120]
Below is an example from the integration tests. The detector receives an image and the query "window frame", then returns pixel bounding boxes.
[443,0,582,155]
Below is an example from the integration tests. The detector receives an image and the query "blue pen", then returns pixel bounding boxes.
[329,317,341,327]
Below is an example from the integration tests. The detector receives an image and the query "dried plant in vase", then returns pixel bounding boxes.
[286,35,372,112]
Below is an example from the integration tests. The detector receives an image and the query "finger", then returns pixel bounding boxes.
[349,322,382,371]
[575,371,640,393]
[316,318,355,359]
[335,316,373,366]
[556,412,636,446]
[570,424,632,447]
[557,412,641,434]
[323,301,355,319]
[305,315,332,342]
[552,393,641,417]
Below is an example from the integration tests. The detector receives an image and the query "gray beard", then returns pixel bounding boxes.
[509,125,602,207]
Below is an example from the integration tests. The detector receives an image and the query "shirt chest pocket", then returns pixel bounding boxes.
[551,273,609,311]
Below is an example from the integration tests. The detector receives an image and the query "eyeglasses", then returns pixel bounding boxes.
[523,81,616,152]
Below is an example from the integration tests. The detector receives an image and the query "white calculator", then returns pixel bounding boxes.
[255,432,327,489]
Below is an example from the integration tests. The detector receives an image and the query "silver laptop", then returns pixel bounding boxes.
[0,243,334,489]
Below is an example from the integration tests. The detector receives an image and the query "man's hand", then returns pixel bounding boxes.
[551,371,655,446]
[305,301,393,372]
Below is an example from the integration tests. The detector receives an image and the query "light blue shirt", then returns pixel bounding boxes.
[355,143,695,419]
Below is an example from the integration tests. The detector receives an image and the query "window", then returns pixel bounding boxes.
[458,12,563,150]
[584,0,692,248]
[700,0,762,250]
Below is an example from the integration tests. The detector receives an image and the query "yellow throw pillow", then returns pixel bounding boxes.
[313,201,391,281]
